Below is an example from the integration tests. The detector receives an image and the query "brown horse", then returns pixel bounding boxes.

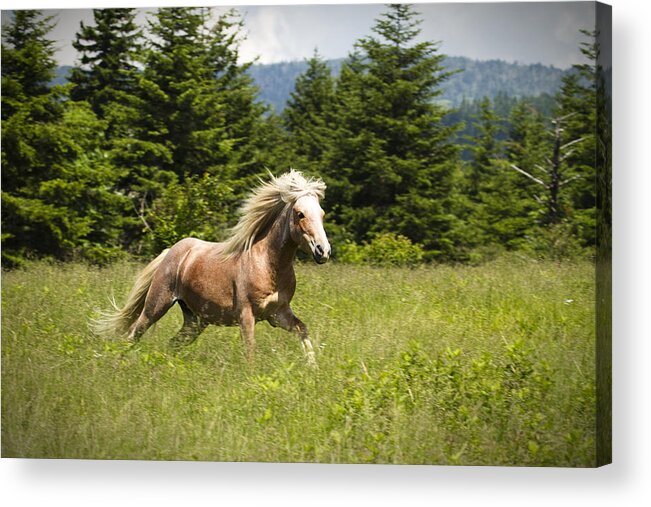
[92,170,330,365]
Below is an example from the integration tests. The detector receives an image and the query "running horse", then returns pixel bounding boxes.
[92,170,330,365]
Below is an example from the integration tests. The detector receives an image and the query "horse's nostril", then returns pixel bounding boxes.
[315,244,324,256]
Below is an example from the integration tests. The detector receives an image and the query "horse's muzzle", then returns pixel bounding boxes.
[314,254,328,264]
[313,244,329,264]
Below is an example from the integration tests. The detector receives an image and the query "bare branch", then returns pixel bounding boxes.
[132,194,152,233]
[561,137,584,151]
[509,164,546,186]
[554,112,578,124]
[560,175,582,187]
[534,164,549,174]
[560,148,577,162]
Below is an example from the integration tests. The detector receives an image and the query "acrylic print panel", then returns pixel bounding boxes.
[0,1,611,467]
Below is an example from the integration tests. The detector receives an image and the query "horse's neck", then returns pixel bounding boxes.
[257,210,297,274]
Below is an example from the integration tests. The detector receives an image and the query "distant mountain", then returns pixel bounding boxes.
[248,56,569,113]
[54,56,569,113]
[247,59,344,114]
[53,65,73,86]
[441,57,567,107]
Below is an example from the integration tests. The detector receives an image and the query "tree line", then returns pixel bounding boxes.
[1,4,606,266]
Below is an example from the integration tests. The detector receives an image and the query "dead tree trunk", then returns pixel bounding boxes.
[509,113,583,225]
[548,119,562,223]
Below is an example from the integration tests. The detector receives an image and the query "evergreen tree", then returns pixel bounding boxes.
[463,97,529,250]
[555,29,598,245]
[507,112,585,229]
[465,97,503,200]
[1,11,58,121]
[129,7,283,252]
[283,49,336,174]
[139,7,211,180]
[2,11,60,195]
[69,8,142,120]
[506,100,549,184]
[203,10,275,183]
[324,4,461,259]
[502,99,549,239]
[139,7,269,183]
[2,11,127,264]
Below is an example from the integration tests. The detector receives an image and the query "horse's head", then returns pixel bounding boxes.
[290,194,331,264]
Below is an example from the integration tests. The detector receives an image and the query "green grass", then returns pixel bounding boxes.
[1,257,596,465]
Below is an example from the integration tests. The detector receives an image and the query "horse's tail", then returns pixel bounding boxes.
[90,249,170,338]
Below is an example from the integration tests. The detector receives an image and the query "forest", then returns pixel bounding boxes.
[1,4,610,266]
[244,56,565,113]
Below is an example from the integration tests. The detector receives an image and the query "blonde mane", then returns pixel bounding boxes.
[221,169,326,257]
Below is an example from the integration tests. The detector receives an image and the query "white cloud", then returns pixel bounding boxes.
[240,7,301,64]
[3,3,599,69]
[237,5,382,64]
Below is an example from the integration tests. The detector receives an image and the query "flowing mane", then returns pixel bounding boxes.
[221,169,326,257]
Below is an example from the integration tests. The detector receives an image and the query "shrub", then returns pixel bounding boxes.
[145,173,237,253]
[524,222,586,261]
[337,232,425,267]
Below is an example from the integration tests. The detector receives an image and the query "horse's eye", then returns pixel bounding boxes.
[297,211,305,219]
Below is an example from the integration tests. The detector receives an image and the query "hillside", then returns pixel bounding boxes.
[56,56,569,114]
[248,56,569,112]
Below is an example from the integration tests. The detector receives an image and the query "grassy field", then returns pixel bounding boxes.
[1,257,596,466]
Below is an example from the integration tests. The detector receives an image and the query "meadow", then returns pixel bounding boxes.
[1,257,596,466]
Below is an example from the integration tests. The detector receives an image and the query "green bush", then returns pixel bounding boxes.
[326,340,562,465]
[524,222,587,261]
[337,232,425,267]
[145,173,237,253]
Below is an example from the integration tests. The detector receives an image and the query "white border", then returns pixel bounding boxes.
[2,0,650,505]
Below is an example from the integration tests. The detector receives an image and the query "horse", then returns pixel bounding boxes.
[92,170,331,365]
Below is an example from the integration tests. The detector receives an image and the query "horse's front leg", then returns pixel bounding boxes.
[271,306,316,366]
[239,305,256,362]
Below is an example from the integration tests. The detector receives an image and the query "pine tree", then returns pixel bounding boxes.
[465,97,503,200]
[202,10,274,182]
[2,11,127,264]
[506,100,549,184]
[139,7,268,182]
[507,112,585,230]
[69,8,142,120]
[128,7,281,252]
[2,11,61,194]
[324,4,461,259]
[1,11,58,121]
[283,49,336,174]
[555,29,598,245]
[139,7,209,180]
[502,99,549,238]
[463,97,528,250]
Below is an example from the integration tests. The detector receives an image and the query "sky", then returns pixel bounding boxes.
[1,1,598,69]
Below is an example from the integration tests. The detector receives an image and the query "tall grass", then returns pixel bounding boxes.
[1,257,596,465]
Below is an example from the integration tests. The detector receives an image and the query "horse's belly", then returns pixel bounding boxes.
[189,298,238,326]
[176,248,238,325]
[179,283,237,325]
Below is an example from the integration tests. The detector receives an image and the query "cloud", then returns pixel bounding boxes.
[4,3,598,69]
[240,7,296,63]
[237,5,383,64]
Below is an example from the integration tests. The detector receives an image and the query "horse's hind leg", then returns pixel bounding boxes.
[169,301,207,349]
[127,271,176,342]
